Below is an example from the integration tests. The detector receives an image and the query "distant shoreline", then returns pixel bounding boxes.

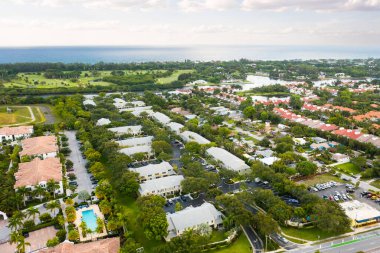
[0,45,380,64]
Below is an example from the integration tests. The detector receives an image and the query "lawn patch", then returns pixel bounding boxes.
[297,173,344,187]
[335,162,361,175]
[207,233,251,253]
[370,179,380,190]
[281,226,342,241]
[156,70,195,84]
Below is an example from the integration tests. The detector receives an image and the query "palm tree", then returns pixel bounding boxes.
[33,185,46,202]
[16,234,30,253]
[46,201,60,216]
[46,179,60,199]
[26,207,40,221]
[16,186,30,207]
[7,211,24,231]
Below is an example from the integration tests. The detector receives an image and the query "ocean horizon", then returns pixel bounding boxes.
[0,45,380,64]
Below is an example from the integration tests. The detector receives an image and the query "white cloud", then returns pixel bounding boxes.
[178,0,238,12]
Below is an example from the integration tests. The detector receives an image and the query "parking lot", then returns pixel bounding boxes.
[163,193,206,214]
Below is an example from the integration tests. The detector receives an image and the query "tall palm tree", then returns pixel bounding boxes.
[16,186,29,207]
[7,211,24,231]
[46,201,60,216]
[16,234,30,253]
[46,179,60,199]
[26,207,40,221]
[33,185,46,202]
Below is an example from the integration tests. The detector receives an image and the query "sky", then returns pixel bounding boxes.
[1,0,380,47]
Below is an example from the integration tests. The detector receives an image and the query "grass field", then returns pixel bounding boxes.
[4,69,184,89]
[335,162,361,175]
[207,233,251,253]
[370,179,380,190]
[297,173,344,187]
[0,105,46,126]
[156,69,195,84]
[281,226,343,241]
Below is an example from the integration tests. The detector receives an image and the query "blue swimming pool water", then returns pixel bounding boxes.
[81,209,97,231]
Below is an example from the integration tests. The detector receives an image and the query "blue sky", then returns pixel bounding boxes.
[1,0,380,46]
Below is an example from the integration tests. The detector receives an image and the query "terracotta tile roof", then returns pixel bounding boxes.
[38,237,120,253]
[353,111,380,122]
[323,104,356,114]
[0,126,33,136]
[332,128,363,140]
[19,136,58,157]
[319,123,338,131]
[14,157,62,188]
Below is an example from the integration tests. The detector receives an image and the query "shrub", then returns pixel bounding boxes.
[67,173,76,180]
[46,237,60,247]
[68,229,79,241]
[23,220,35,229]
[39,213,52,223]
[56,229,67,242]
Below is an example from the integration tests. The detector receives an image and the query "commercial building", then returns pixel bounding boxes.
[340,200,380,227]
[138,175,184,197]
[180,131,210,145]
[20,135,58,159]
[0,126,33,142]
[130,161,175,182]
[206,147,250,174]
[166,202,223,241]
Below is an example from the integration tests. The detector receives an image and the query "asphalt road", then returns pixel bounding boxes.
[65,130,93,200]
[290,229,380,253]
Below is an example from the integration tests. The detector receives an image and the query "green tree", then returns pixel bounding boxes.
[290,95,304,109]
[175,202,183,212]
[296,161,318,176]
[26,207,40,221]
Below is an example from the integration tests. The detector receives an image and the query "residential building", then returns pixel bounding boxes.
[0,126,33,142]
[130,161,175,182]
[39,237,120,253]
[119,145,152,156]
[180,131,210,145]
[293,138,307,145]
[259,156,279,166]
[151,112,171,125]
[166,122,185,134]
[332,153,350,163]
[14,157,63,194]
[108,125,142,136]
[138,175,184,197]
[206,147,250,174]
[119,106,153,115]
[20,136,58,159]
[83,99,96,107]
[116,136,153,147]
[166,202,223,241]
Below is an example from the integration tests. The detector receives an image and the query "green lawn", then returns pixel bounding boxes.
[335,162,361,175]
[156,69,195,84]
[370,179,380,190]
[281,226,343,241]
[0,106,33,126]
[207,233,251,253]
[210,230,227,243]
[297,173,344,187]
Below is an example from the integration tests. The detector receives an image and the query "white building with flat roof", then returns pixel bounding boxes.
[83,99,96,107]
[138,175,184,197]
[206,147,250,174]
[113,98,127,109]
[116,136,153,147]
[166,202,223,241]
[166,122,185,134]
[151,112,171,125]
[119,106,153,116]
[109,125,142,136]
[130,161,175,182]
[180,131,210,145]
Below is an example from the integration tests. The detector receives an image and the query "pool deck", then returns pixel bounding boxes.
[74,204,107,242]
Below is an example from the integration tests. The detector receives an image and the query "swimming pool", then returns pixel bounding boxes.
[81,209,97,231]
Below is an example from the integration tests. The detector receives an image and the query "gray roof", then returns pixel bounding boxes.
[167,202,223,238]
[109,125,142,135]
[130,161,175,179]
[152,112,171,125]
[206,147,249,173]
[119,145,152,156]
[166,122,185,133]
[180,131,210,144]
[116,136,153,147]
[139,175,184,195]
